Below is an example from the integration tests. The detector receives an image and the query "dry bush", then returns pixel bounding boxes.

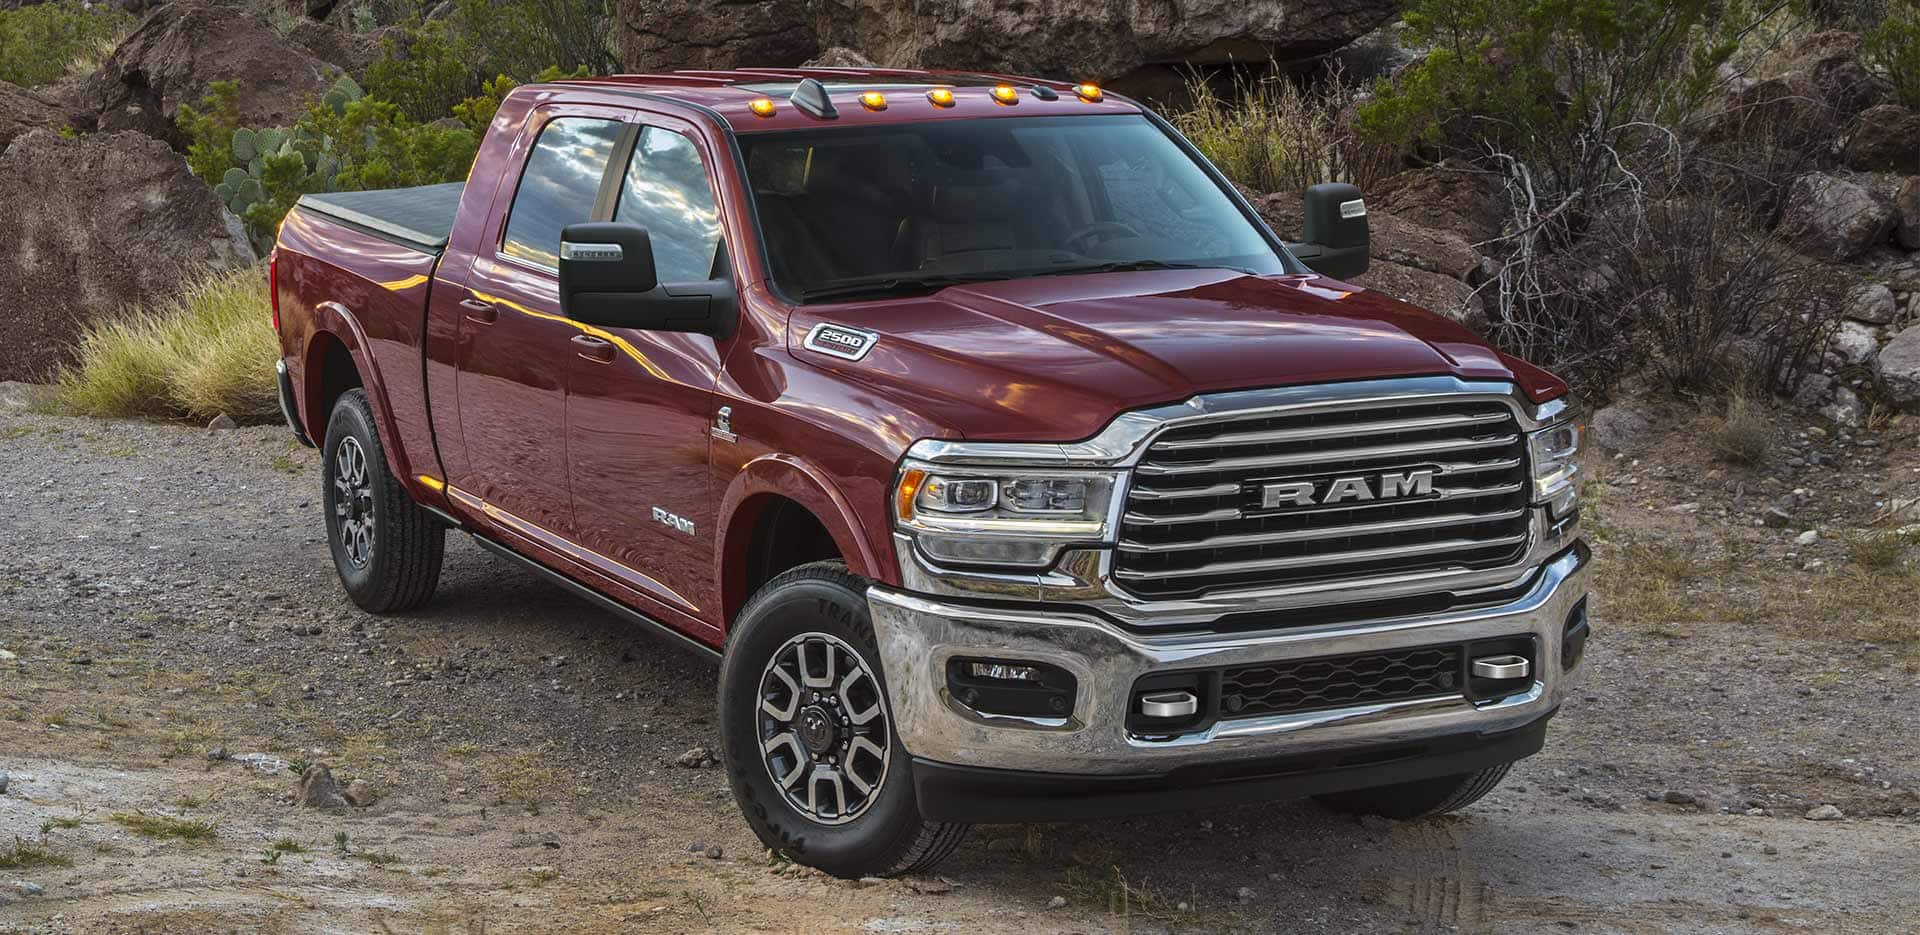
[1708,394,1776,466]
[1174,65,1401,195]
[1478,144,1839,398]
[49,266,279,423]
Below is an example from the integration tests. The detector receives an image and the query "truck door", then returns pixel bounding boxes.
[448,108,630,537]
[563,118,728,631]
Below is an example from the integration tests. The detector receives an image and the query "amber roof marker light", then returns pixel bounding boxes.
[1074,83,1103,102]
[990,84,1019,105]
[926,87,955,108]
[748,97,777,117]
[859,90,888,111]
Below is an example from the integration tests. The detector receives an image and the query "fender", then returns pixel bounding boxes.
[716,453,893,622]
[301,302,415,488]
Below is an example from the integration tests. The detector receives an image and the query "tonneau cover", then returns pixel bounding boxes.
[296,182,465,254]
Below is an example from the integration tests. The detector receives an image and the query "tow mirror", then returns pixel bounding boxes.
[1287,183,1370,280]
[558,222,736,338]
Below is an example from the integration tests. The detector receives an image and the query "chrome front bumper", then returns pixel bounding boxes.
[868,544,1589,776]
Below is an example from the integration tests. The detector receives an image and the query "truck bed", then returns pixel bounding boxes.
[295,182,465,255]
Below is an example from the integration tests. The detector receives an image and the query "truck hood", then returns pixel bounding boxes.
[785,269,1557,443]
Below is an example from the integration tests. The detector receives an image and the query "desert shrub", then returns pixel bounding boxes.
[50,267,279,423]
[1863,1,1920,108]
[1707,394,1775,465]
[181,76,494,251]
[0,0,132,87]
[367,0,610,123]
[1491,153,1839,395]
[1846,529,1917,568]
[1175,67,1400,194]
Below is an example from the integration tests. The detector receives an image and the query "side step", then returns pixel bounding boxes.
[468,533,721,661]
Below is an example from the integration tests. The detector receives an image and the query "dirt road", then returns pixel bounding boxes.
[2,409,1916,933]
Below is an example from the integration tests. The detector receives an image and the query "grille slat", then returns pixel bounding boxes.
[1133,433,1519,477]
[1115,397,1532,600]
[1118,508,1528,554]
[1152,410,1512,450]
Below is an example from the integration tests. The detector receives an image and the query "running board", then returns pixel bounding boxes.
[468,533,721,661]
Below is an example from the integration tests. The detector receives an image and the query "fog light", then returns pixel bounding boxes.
[969,661,1039,682]
[948,658,1075,719]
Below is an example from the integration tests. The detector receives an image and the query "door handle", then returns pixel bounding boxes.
[571,333,616,363]
[459,298,498,324]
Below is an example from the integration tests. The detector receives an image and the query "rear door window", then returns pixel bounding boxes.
[501,117,624,268]
[615,126,723,283]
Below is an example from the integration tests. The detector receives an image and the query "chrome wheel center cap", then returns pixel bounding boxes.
[796,704,838,754]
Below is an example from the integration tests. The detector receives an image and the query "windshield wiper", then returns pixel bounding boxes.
[1031,260,1230,277]
[797,273,1006,303]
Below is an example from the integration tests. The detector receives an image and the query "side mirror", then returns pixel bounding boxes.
[558,222,736,338]
[1287,182,1370,280]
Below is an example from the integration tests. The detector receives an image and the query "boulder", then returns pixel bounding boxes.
[802,46,881,68]
[1776,173,1897,260]
[1842,104,1920,174]
[86,2,340,146]
[295,763,348,809]
[617,0,1401,83]
[1589,400,1656,453]
[1782,30,1888,119]
[1845,283,1898,325]
[1368,164,1505,246]
[286,19,389,79]
[1877,325,1920,411]
[1349,261,1482,329]
[1898,177,1920,251]
[1,80,75,150]
[0,130,253,381]
[1828,320,1880,367]
[1703,72,1837,146]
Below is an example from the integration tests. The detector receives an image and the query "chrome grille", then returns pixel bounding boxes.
[1116,397,1532,600]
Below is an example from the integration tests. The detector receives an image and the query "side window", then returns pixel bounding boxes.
[502,117,624,268]
[616,127,722,283]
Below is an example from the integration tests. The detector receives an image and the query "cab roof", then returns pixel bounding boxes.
[545,68,1143,132]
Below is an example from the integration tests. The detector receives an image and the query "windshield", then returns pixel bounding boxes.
[737,115,1292,302]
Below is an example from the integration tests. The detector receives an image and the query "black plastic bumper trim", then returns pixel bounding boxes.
[910,709,1553,824]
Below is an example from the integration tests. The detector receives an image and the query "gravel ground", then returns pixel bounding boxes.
[2,408,1917,933]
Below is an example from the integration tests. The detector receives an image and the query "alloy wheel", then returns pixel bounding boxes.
[757,632,891,825]
[332,436,375,568]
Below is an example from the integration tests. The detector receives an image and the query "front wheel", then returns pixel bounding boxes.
[1315,763,1513,819]
[321,388,445,613]
[718,562,968,878]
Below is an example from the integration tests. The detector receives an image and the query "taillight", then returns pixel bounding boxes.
[269,249,280,333]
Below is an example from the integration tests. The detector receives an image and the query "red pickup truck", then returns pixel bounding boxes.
[271,69,1590,878]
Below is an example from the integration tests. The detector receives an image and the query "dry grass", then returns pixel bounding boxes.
[110,811,217,840]
[1173,64,1398,195]
[1708,394,1775,467]
[0,839,74,870]
[1846,530,1917,570]
[47,266,279,423]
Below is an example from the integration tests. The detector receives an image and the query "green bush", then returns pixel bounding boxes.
[367,0,608,123]
[0,0,132,88]
[50,266,280,423]
[1863,2,1920,108]
[181,76,485,252]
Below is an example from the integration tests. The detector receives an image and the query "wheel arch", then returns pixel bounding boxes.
[717,456,889,628]
[299,304,408,483]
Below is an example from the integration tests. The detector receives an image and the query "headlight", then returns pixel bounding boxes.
[1527,418,1580,518]
[895,460,1120,567]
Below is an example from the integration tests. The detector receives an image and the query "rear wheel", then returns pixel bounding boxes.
[321,388,444,613]
[718,562,968,878]
[1315,763,1513,819]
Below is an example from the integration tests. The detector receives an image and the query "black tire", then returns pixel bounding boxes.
[1315,763,1513,819]
[718,561,968,879]
[321,388,444,613]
